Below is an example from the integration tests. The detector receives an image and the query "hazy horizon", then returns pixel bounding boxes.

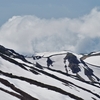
[0,1,100,54]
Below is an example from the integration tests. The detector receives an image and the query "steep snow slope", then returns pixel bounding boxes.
[0,45,100,100]
[83,52,100,81]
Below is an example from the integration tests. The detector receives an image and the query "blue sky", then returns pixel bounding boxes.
[0,0,100,54]
[0,0,100,26]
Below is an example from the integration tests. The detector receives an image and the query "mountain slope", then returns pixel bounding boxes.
[0,45,100,100]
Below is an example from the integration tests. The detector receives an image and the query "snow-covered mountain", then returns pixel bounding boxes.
[0,45,100,100]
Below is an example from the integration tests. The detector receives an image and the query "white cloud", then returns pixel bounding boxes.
[0,7,100,54]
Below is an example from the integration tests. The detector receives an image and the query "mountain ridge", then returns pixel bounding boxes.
[0,45,100,100]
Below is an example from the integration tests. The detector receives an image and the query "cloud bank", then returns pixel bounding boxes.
[0,7,100,54]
